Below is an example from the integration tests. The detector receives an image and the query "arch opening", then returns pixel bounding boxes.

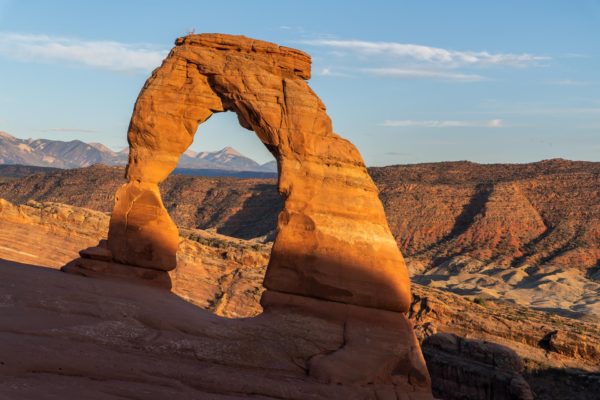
[158,110,281,242]
[179,110,277,175]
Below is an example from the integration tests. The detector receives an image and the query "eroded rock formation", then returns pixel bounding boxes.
[3,199,599,399]
[62,33,430,395]
[108,33,412,312]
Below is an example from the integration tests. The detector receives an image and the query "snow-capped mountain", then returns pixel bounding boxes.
[0,131,126,168]
[0,131,276,172]
[179,146,267,171]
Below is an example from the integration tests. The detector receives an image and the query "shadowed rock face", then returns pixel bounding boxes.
[107,33,412,313]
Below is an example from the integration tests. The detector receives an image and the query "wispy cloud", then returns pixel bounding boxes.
[0,32,167,72]
[317,67,353,77]
[300,39,548,67]
[546,79,590,86]
[43,128,100,133]
[382,119,504,128]
[299,38,548,82]
[365,68,484,82]
[562,53,589,59]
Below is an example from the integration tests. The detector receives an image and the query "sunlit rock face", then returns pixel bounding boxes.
[108,33,412,313]
[103,33,430,394]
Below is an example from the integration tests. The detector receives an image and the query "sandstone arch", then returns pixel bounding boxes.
[107,33,412,313]
[62,34,432,392]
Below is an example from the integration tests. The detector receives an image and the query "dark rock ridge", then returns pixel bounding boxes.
[0,164,61,178]
[1,159,598,272]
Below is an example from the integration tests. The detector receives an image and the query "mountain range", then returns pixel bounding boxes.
[0,131,276,172]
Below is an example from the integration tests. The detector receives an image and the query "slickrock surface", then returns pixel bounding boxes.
[0,259,430,400]
[1,199,598,399]
[0,200,431,399]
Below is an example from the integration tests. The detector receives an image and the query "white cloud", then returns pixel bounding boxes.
[317,67,353,77]
[0,32,167,72]
[382,119,504,128]
[300,38,547,82]
[365,68,484,82]
[300,39,548,67]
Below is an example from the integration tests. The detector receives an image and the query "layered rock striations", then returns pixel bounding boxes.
[371,159,600,272]
[3,160,599,318]
[63,33,431,396]
[110,33,412,312]
[3,159,597,272]
[2,199,599,399]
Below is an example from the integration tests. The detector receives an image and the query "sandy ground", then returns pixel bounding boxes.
[409,256,600,321]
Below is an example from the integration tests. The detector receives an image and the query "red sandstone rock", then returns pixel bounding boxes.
[262,290,431,388]
[1,199,599,398]
[64,33,429,393]
[79,244,112,262]
[62,257,172,289]
[108,33,412,312]
[109,181,179,271]
[0,260,431,400]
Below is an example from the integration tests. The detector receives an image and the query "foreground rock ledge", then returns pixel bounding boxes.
[63,33,432,397]
[2,261,432,400]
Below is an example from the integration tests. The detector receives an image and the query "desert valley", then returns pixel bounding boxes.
[1,148,599,399]
[0,3,598,400]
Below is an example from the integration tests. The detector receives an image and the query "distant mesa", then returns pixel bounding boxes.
[0,130,276,173]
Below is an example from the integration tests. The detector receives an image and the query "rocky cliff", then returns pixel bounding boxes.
[2,159,598,270]
[370,159,600,272]
[1,160,598,319]
[0,199,598,400]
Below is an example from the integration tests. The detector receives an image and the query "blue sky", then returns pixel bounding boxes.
[0,0,598,165]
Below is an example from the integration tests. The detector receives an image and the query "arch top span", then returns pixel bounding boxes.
[174,33,313,80]
[108,33,413,313]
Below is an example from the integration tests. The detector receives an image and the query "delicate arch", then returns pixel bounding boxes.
[107,34,412,312]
